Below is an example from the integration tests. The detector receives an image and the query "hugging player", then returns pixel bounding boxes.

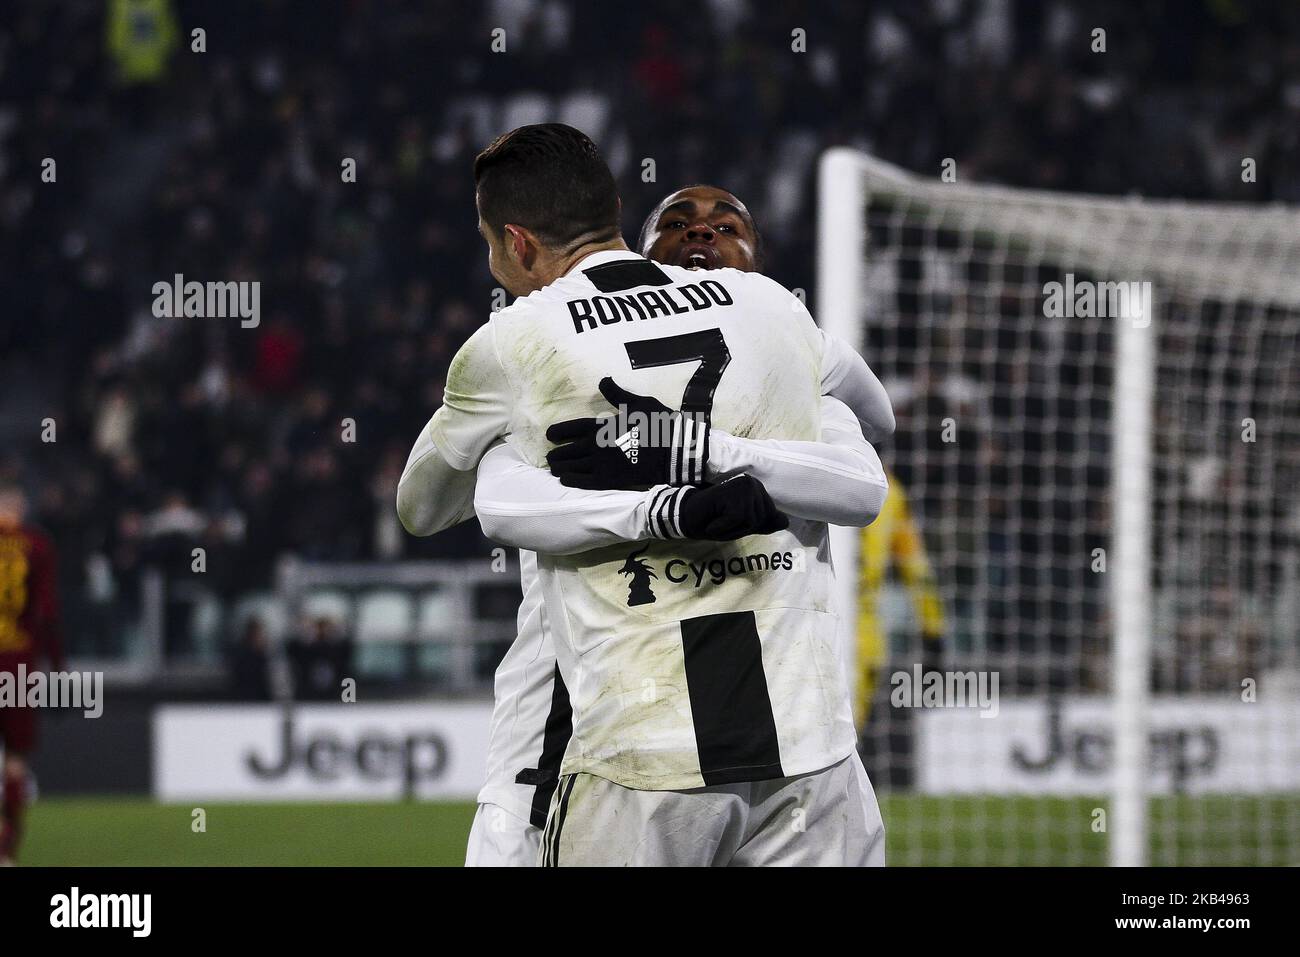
[397,127,893,866]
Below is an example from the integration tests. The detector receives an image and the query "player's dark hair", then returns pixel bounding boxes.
[637,185,766,271]
[474,123,620,252]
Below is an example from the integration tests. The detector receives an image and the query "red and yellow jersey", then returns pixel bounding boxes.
[0,523,61,668]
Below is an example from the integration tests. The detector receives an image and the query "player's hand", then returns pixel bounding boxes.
[546,377,709,489]
[678,475,789,540]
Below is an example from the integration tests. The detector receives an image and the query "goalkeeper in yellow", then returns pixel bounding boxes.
[855,471,945,786]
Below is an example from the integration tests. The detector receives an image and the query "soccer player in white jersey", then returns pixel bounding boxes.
[453,184,894,866]
[398,125,890,865]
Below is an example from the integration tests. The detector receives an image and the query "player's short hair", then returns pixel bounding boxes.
[637,185,766,270]
[474,123,620,252]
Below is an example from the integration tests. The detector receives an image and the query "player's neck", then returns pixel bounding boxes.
[553,237,631,281]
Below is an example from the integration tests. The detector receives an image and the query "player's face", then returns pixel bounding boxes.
[643,187,758,272]
[476,191,537,296]
[0,490,25,524]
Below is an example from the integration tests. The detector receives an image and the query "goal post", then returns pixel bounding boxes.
[1109,273,1153,866]
[816,148,1300,866]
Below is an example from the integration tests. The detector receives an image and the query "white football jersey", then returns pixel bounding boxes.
[476,392,889,829]
[476,550,569,829]
[436,250,856,791]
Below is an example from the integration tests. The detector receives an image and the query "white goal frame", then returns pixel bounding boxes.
[815,148,1155,866]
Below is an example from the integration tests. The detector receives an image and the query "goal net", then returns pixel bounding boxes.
[817,149,1300,866]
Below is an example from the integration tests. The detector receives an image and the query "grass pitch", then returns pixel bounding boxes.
[19,794,1299,866]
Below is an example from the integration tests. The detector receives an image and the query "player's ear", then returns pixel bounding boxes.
[503,224,536,270]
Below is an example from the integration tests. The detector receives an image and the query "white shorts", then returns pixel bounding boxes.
[539,752,885,867]
[464,803,542,867]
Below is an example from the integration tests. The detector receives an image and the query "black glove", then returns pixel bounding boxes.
[648,474,789,541]
[546,377,709,489]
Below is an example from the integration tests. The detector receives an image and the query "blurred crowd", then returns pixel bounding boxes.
[1,0,1297,663]
[230,613,353,701]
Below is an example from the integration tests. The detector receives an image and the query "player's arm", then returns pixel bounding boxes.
[396,423,479,535]
[475,443,786,555]
[746,272,892,442]
[708,395,889,527]
[396,324,511,536]
[545,381,888,527]
[819,329,895,443]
